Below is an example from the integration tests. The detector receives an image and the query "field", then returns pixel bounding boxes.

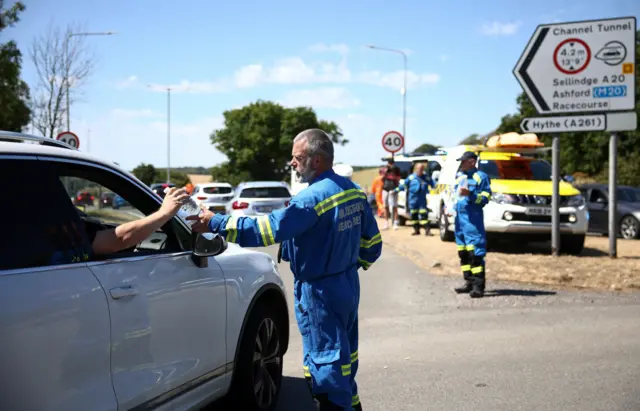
[379,219,640,291]
[352,167,379,193]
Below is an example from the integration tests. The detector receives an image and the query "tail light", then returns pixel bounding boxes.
[285,201,290,207]
[232,201,249,209]
[90,196,94,201]
[197,196,207,200]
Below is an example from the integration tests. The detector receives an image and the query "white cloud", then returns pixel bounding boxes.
[280,88,360,109]
[356,70,440,89]
[116,75,138,89]
[480,21,522,36]
[147,79,230,94]
[110,108,159,119]
[439,54,450,62]
[117,46,441,95]
[308,43,350,56]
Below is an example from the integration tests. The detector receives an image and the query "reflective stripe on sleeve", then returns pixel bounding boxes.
[360,233,381,248]
[314,189,366,216]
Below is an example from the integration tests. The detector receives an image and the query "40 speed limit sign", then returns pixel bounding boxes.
[381,130,404,154]
[56,131,80,149]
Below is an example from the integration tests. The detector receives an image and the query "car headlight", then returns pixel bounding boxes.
[567,195,585,207]
[491,192,517,205]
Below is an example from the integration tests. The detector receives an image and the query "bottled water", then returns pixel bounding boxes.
[165,187,201,225]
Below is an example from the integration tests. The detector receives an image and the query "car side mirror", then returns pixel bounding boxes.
[191,232,227,268]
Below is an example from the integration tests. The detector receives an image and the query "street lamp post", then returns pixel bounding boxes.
[64,31,116,131]
[366,45,408,156]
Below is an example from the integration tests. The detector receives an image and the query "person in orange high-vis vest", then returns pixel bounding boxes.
[372,167,385,217]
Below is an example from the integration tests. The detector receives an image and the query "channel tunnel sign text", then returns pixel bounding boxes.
[514,17,636,114]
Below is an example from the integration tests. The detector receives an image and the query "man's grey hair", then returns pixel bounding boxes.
[294,128,334,165]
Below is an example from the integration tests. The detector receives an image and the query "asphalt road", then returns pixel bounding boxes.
[258,244,640,411]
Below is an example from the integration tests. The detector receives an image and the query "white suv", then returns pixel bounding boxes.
[0,131,290,411]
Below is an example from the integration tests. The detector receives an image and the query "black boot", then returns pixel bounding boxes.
[411,225,420,235]
[469,261,486,298]
[454,281,472,294]
[353,401,363,411]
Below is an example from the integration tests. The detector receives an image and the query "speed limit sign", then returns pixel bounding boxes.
[381,130,404,154]
[56,131,80,149]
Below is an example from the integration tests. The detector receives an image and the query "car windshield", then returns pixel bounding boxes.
[478,159,551,181]
[203,186,232,194]
[240,187,290,198]
[395,161,414,179]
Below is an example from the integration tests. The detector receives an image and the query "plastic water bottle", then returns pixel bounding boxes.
[165,187,201,225]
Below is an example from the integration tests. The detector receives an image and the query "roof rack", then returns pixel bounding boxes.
[0,130,76,150]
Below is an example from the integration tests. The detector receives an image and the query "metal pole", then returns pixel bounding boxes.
[65,35,71,132]
[551,134,560,256]
[366,45,408,155]
[401,52,407,156]
[167,87,171,184]
[608,133,618,258]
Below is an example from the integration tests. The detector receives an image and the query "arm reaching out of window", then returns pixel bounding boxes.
[92,187,190,255]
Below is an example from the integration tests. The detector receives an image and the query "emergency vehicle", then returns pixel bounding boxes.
[380,151,447,226]
[290,163,354,195]
[433,133,588,255]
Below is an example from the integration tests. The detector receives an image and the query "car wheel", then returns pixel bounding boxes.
[439,210,454,242]
[228,302,284,411]
[559,234,585,255]
[620,215,640,240]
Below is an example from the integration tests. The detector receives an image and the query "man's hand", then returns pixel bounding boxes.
[458,187,470,196]
[159,187,191,217]
[186,204,215,233]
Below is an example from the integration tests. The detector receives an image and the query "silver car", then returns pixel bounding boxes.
[192,182,234,214]
[227,181,292,217]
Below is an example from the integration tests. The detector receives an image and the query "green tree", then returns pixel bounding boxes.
[458,133,483,145]
[0,1,31,132]
[154,169,191,187]
[496,30,640,184]
[412,143,440,154]
[210,100,347,186]
[131,163,157,185]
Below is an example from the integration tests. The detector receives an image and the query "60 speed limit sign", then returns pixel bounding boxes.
[381,130,404,154]
[56,131,80,149]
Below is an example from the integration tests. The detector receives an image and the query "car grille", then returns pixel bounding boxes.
[512,194,570,206]
[509,213,573,223]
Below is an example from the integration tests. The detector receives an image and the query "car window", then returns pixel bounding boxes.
[240,186,291,198]
[590,189,606,203]
[478,159,551,181]
[53,160,192,257]
[203,186,232,194]
[394,161,413,179]
[0,159,95,271]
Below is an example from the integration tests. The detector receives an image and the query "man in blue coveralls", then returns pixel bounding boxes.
[189,129,382,410]
[395,162,434,236]
[452,151,491,298]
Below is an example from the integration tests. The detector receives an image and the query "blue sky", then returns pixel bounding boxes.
[7,0,639,171]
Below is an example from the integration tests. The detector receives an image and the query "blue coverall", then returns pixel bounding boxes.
[207,169,382,410]
[396,173,434,233]
[453,168,491,289]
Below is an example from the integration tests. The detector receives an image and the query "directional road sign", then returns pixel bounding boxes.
[56,131,80,149]
[381,130,404,154]
[513,17,636,114]
[520,111,637,133]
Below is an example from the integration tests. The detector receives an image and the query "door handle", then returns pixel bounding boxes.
[109,285,139,299]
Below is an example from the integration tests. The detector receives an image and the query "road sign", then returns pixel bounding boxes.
[513,17,636,114]
[56,131,80,148]
[382,130,404,154]
[521,114,606,133]
[521,112,637,133]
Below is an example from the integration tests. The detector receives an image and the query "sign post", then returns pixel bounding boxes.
[381,130,405,158]
[514,16,637,257]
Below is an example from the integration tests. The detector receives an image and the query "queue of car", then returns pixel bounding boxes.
[0,130,291,411]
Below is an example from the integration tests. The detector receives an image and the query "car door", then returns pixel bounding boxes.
[587,188,608,233]
[46,158,229,410]
[0,157,117,411]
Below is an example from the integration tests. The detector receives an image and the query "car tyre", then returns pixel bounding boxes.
[619,215,640,240]
[228,302,284,411]
[439,210,455,242]
[559,234,585,255]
